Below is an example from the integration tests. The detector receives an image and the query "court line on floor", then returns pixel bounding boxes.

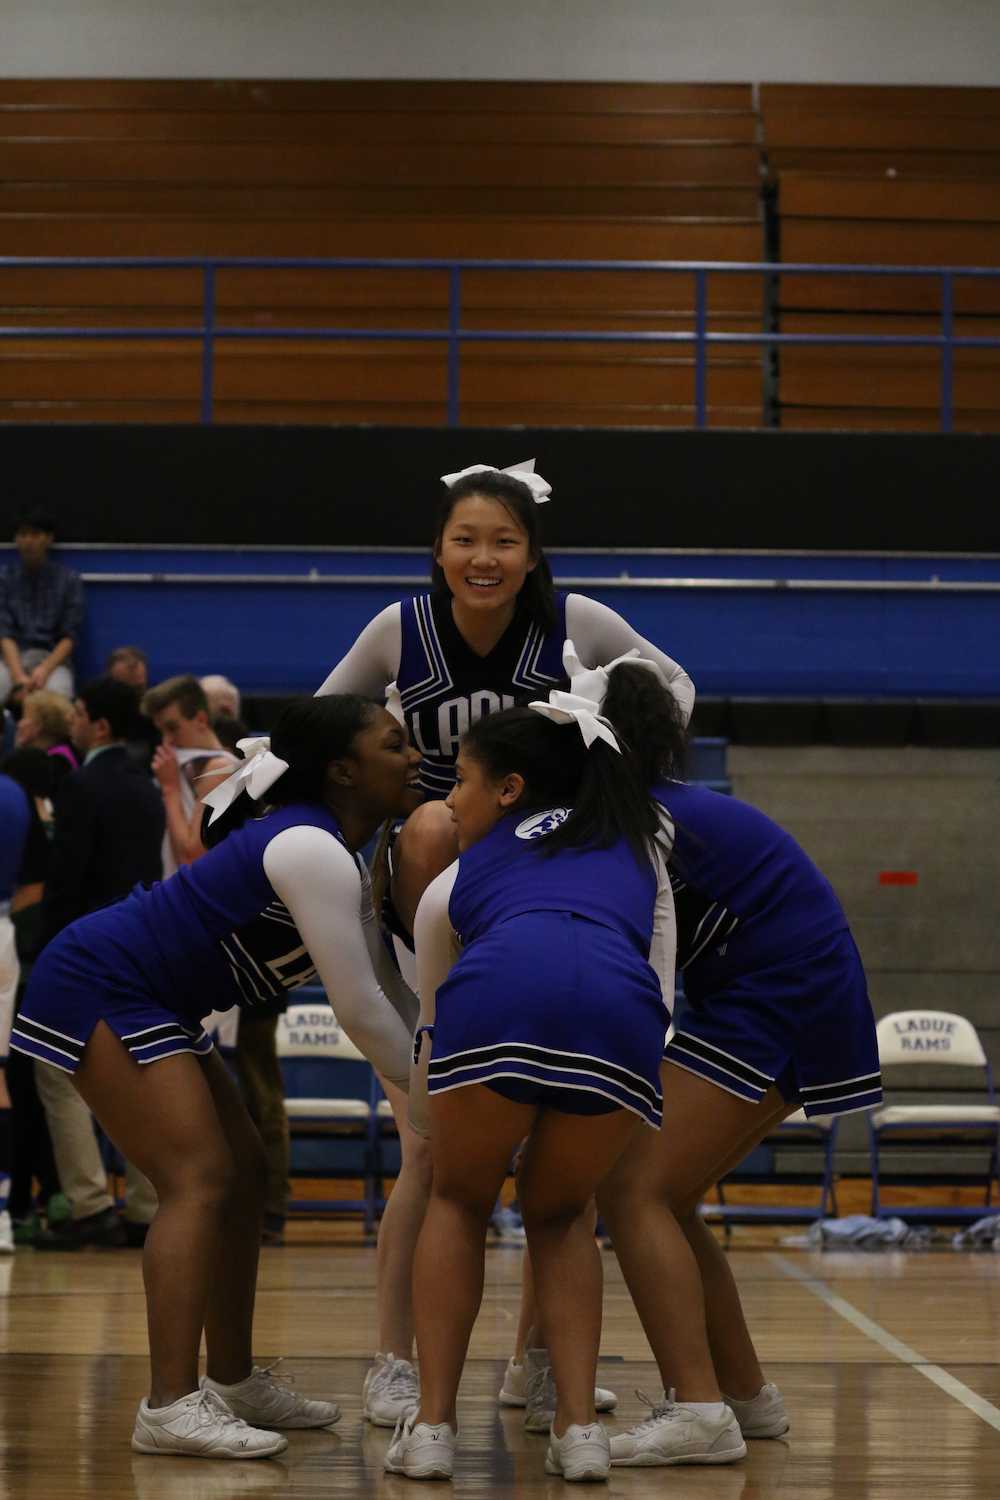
[770,1253,1000,1434]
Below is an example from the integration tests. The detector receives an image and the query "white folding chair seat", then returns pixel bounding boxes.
[285,1097,372,1122]
[873,1104,1000,1127]
[869,1010,1000,1221]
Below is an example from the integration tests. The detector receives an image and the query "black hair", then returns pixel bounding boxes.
[1,745,54,800]
[212,713,249,756]
[600,663,690,787]
[461,706,658,864]
[77,676,143,741]
[15,509,56,536]
[203,694,379,847]
[430,469,557,634]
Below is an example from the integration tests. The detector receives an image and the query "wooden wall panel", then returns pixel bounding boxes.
[780,174,1000,224]
[0,107,759,146]
[760,83,1000,117]
[0,139,763,186]
[0,213,765,264]
[0,79,755,112]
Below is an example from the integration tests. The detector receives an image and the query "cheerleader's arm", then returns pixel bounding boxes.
[410,861,461,1138]
[314,601,403,700]
[565,592,696,726]
[357,853,420,1034]
[649,837,678,1018]
[263,825,414,1089]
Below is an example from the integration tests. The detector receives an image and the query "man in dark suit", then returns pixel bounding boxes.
[35,676,165,1248]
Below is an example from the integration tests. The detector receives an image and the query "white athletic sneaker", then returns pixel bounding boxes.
[499,1354,618,1415]
[131,1388,288,1458]
[724,1381,790,1438]
[384,1412,456,1480]
[201,1360,341,1428]
[363,1352,421,1427]
[609,1390,747,1467]
[545,1422,611,1481]
[0,1211,14,1254]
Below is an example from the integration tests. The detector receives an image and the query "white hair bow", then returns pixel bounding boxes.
[384,680,405,727]
[200,736,291,827]
[561,639,670,707]
[528,690,621,754]
[440,457,552,505]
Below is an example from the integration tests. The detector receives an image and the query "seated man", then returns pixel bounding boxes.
[0,512,84,707]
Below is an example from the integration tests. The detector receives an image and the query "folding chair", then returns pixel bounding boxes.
[869,1010,1000,1222]
[276,993,381,1235]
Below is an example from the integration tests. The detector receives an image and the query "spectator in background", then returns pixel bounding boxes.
[33,677,165,1249]
[0,747,65,1242]
[0,771,32,1252]
[14,689,79,780]
[107,645,149,694]
[212,713,251,756]
[200,674,241,721]
[108,645,157,770]
[0,512,84,707]
[142,675,238,874]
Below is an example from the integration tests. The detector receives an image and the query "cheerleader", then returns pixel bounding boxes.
[10,696,421,1459]
[317,459,694,1422]
[580,651,881,1468]
[387,697,675,1482]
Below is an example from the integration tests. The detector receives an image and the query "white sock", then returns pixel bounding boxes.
[678,1400,728,1420]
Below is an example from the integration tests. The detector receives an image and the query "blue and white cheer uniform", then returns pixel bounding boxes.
[11,802,417,1086]
[410,808,675,1131]
[317,591,695,799]
[655,780,881,1118]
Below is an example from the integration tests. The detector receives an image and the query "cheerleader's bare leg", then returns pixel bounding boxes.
[412,1085,535,1430]
[197,1047,268,1384]
[598,1066,794,1402]
[375,1074,433,1357]
[389,801,458,936]
[73,1021,266,1407]
[414,1083,637,1436]
[517,1112,639,1438]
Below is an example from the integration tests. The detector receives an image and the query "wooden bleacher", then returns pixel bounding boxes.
[0,79,764,426]
[761,84,1000,431]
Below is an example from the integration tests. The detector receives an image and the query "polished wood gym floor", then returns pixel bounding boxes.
[1,1220,999,1498]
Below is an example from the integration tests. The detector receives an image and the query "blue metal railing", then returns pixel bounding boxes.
[1,255,999,430]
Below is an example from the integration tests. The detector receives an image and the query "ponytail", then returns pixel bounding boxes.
[600,663,689,787]
[461,707,658,865]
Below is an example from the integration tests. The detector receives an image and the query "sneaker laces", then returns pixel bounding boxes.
[628,1387,677,1434]
[383,1359,420,1400]
[253,1357,297,1391]
[526,1363,556,1411]
[194,1388,248,1429]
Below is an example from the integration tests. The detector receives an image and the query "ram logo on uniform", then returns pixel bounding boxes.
[515,807,571,840]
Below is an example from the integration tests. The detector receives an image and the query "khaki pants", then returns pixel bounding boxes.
[34,1060,157,1224]
[0,649,73,706]
[234,1013,290,1221]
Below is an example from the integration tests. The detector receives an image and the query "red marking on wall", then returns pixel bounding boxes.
[879,871,919,886]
